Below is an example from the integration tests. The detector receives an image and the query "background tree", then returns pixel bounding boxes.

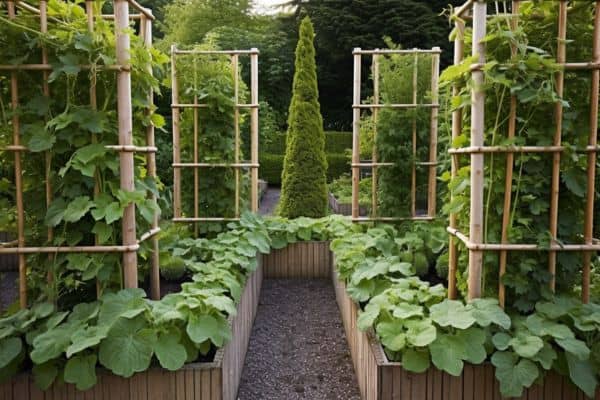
[278,16,328,218]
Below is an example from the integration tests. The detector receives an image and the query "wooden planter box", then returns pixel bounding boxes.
[328,193,368,216]
[1,259,263,400]
[332,267,599,400]
[262,241,331,279]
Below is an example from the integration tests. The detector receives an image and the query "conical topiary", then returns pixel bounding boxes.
[278,16,328,218]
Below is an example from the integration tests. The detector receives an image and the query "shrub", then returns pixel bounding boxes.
[326,153,350,182]
[160,255,187,281]
[324,131,352,153]
[279,17,328,218]
[259,153,284,186]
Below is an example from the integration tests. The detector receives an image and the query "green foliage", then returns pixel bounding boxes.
[258,153,285,186]
[329,174,372,208]
[279,17,328,218]
[0,0,167,302]
[439,2,599,311]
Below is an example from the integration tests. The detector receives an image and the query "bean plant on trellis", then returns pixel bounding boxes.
[443,1,600,311]
[351,47,440,222]
[170,46,259,236]
[0,0,167,307]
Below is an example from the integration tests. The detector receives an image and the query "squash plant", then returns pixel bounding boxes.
[440,2,600,311]
[0,1,168,304]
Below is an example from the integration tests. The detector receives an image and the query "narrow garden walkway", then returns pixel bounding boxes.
[259,187,281,216]
[238,279,360,400]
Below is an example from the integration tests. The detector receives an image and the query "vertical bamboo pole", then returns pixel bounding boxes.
[498,1,520,308]
[468,0,487,301]
[114,0,138,288]
[250,49,259,212]
[232,54,240,217]
[352,49,362,220]
[193,57,199,235]
[8,1,27,309]
[582,2,600,304]
[548,1,568,293]
[427,48,440,217]
[142,11,160,300]
[411,51,418,217]
[371,53,379,218]
[40,0,54,293]
[86,0,103,298]
[171,45,182,218]
[448,20,465,300]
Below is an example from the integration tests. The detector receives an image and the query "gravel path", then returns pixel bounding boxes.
[238,279,360,400]
[259,187,280,216]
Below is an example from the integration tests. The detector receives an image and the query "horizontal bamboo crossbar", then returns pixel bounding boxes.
[0,244,140,254]
[352,161,440,167]
[0,64,128,72]
[14,1,147,20]
[447,227,600,252]
[174,49,260,55]
[353,103,439,109]
[2,145,158,153]
[449,145,600,154]
[137,227,161,243]
[353,216,436,222]
[172,163,259,168]
[0,240,19,248]
[353,49,442,55]
[469,62,600,72]
[173,217,241,222]
[171,103,259,109]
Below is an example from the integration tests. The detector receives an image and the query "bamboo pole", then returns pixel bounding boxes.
[548,1,568,293]
[40,0,55,294]
[0,245,140,254]
[498,0,520,308]
[86,0,103,298]
[114,0,138,289]
[352,49,362,220]
[173,163,259,168]
[174,49,260,55]
[193,57,199,236]
[8,1,27,309]
[171,45,182,219]
[468,0,487,301]
[352,104,439,109]
[582,2,600,304]
[141,12,160,300]
[428,49,440,217]
[250,50,259,212]
[353,49,442,55]
[232,54,241,217]
[448,19,465,300]
[371,53,379,218]
[411,51,418,217]
[353,216,435,223]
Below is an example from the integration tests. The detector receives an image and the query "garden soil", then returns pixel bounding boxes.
[238,279,360,400]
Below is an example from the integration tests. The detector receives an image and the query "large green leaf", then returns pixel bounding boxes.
[32,362,58,390]
[64,354,97,390]
[565,352,597,397]
[469,298,511,329]
[357,303,380,331]
[555,337,590,361]
[402,348,430,373]
[98,317,156,378]
[31,325,73,364]
[429,333,466,376]
[154,331,187,371]
[404,319,437,347]
[508,333,544,358]
[186,314,230,347]
[430,300,476,329]
[0,337,22,369]
[98,289,147,326]
[66,325,109,357]
[28,129,56,152]
[492,351,539,398]
[376,320,406,352]
[63,196,93,223]
[392,303,424,319]
[457,327,487,364]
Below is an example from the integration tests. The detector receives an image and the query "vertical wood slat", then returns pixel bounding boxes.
[467,0,487,300]
[447,18,465,300]
[548,1,568,292]
[262,242,331,278]
[352,49,362,219]
[582,2,600,303]
[232,54,240,218]
[250,50,259,212]
[7,1,27,309]
[193,64,199,236]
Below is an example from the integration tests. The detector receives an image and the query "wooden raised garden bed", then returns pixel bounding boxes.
[332,266,599,400]
[262,241,331,279]
[0,260,263,400]
[328,193,368,216]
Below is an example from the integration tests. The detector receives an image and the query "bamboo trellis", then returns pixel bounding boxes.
[0,0,162,307]
[170,47,259,229]
[351,48,441,222]
[447,0,600,305]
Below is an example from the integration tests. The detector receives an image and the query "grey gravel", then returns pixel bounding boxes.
[258,188,280,216]
[238,279,361,400]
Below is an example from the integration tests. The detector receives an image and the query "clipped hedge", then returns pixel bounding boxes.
[260,153,348,186]
[259,153,285,186]
[264,131,352,155]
